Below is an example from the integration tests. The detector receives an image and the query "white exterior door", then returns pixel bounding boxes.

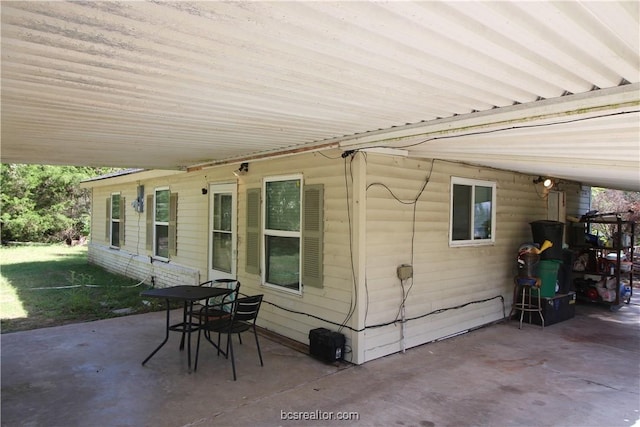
[208,182,237,282]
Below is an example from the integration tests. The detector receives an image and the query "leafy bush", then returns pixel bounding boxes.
[1,165,119,243]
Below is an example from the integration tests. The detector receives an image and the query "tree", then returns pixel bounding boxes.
[0,165,119,243]
[590,188,640,246]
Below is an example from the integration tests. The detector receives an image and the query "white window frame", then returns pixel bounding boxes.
[154,187,170,260]
[261,174,303,295]
[449,177,496,247]
[110,192,121,248]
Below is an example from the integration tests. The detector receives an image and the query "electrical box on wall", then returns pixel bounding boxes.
[132,185,145,213]
[397,264,413,281]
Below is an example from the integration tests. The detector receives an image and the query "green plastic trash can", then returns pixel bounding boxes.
[534,259,562,298]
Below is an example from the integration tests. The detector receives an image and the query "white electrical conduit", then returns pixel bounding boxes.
[23,278,148,291]
[400,278,407,354]
[401,303,406,354]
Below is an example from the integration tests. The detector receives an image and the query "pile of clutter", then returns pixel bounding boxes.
[516,240,553,277]
[573,251,633,303]
[575,275,632,303]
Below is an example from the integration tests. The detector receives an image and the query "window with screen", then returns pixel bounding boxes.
[110,193,121,247]
[154,188,170,259]
[262,176,302,293]
[450,177,496,246]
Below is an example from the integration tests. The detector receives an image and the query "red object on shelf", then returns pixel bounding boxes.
[585,287,599,301]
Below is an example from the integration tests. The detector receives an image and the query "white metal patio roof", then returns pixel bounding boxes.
[1,1,639,190]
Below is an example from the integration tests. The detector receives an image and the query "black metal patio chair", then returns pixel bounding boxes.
[195,294,264,380]
[180,279,240,351]
[190,279,240,323]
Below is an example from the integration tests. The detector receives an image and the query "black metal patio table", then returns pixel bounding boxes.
[140,285,232,372]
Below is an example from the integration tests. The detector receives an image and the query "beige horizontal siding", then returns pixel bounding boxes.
[232,151,357,347]
[88,154,356,348]
[361,154,548,361]
[86,150,587,365]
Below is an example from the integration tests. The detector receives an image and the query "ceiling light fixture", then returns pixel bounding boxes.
[533,176,555,189]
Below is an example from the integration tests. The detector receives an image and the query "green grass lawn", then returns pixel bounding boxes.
[0,244,166,333]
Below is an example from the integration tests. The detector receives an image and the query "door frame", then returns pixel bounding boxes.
[208,182,238,282]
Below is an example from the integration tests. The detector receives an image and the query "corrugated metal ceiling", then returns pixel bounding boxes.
[1,1,638,190]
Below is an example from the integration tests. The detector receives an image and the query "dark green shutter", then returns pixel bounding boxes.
[245,188,261,274]
[105,197,111,242]
[146,194,153,252]
[119,196,126,247]
[302,184,324,288]
[168,192,178,257]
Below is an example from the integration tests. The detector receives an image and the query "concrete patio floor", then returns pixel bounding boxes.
[2,301,639,427]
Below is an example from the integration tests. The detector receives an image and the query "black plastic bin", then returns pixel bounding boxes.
[530,220,565,260]
[535,292,576,326]
[309,328,345,363]
[557,249,574,294]
[511,292,576,326]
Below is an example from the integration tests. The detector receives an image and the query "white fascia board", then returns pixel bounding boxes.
[338,84,640,150]
[80,169,185,188]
